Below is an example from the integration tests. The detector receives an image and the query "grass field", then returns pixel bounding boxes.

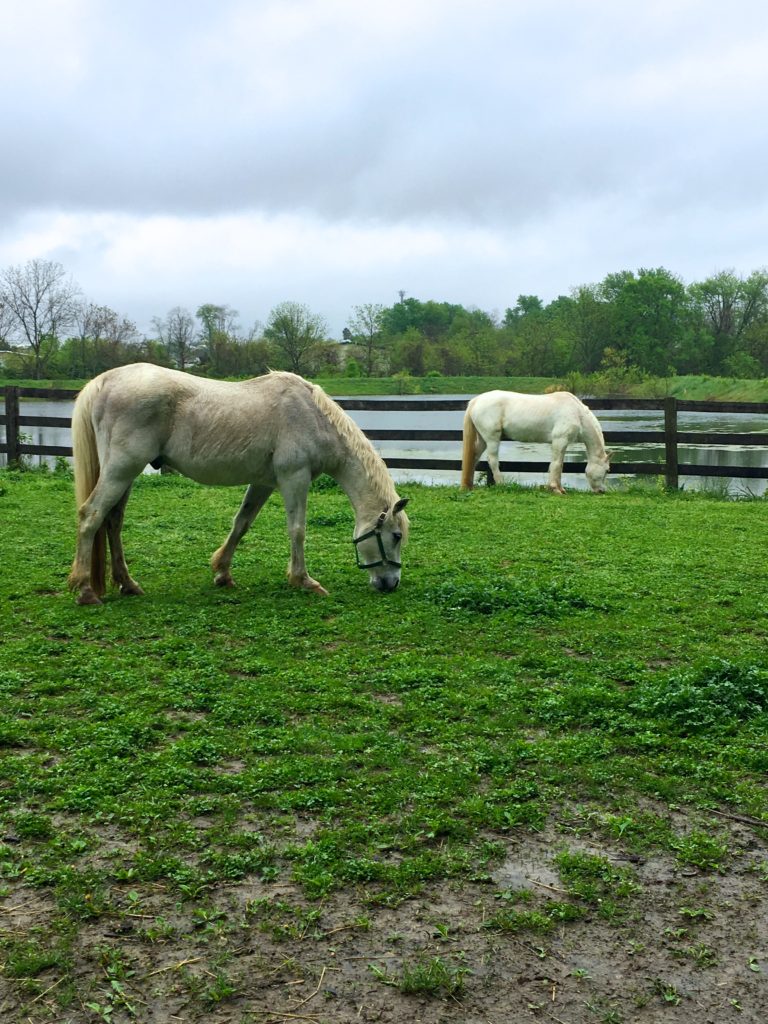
[1,469,767,1022]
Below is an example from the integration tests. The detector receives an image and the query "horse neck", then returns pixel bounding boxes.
[577,404,607,461]
[308,381,397,525]
[333,455,393,527]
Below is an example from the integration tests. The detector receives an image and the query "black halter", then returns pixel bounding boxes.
[353,527,402,570]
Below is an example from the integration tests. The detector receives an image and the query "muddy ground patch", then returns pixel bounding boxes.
[2,817,767,1024]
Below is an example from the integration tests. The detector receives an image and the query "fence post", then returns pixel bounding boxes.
[663,396,678,489]
[4,386,20,467]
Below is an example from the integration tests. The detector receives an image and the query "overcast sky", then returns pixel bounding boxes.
[1,0,767,338]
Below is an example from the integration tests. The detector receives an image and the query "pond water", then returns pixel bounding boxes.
[4,396,768,495]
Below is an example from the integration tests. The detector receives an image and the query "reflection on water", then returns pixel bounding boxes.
[4,397,768,495]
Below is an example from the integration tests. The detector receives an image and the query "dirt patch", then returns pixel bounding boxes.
[2,820,767,1023]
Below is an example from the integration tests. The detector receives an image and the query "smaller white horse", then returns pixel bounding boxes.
[461,390,610,493]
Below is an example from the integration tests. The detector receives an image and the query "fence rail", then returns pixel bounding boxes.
[2,385,768,488]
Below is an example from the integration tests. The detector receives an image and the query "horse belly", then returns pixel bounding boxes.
[496,407,561,443]
[500,401,575,444]
[164,450,276,488]
[473,394,554,444]
[500,420,551,443]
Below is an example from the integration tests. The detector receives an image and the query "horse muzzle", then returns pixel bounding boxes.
[370,572,400,593]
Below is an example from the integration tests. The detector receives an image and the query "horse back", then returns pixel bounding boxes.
[86,364,337,487]
[469,390,583,443]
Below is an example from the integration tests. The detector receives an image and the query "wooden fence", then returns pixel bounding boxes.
[2,385,768,488]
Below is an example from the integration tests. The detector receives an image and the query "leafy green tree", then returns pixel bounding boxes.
[503,294,544,325]
[305,341,343,376]
[392,327,433,376]
[738,316,768,374]
[134,337,173,368]
[345,302,386,376]
[431,341,471,375]
[381,297,425,337]
[448,308,498,374]
[381,297,464,344]
[499,294,571,376]
[689,269,768,371]
[566,285,613,372]
[195,303,242,376]
[264,301,328,375]
[601,267,691,374]
[513,317,564,376]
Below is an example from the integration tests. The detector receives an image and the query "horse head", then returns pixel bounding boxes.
[353,497,409,592]
[585,451,611,494]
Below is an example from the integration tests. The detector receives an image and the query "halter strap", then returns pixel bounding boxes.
[353,527,402,570]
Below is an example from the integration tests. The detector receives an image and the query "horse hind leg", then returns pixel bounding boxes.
[485,436,504,486]
[69,469,139,604]
[106,486,144,596]
[472,433,486,487]
[210,484,273,587]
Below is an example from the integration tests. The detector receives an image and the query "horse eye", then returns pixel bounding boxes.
[392,531,402,544]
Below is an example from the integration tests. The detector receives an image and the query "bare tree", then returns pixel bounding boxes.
[264,301,328,375]
[0,299,14,348]
[96,306,140,363]
[153,306,198,370]
[71,300,140,374]
[71,302,103,375]
[0,259,81,377]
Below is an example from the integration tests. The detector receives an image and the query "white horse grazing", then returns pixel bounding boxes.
[68,364,409,605]
[461,390,610,493]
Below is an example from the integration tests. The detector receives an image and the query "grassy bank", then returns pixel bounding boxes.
[1,471,768,1021]
[3,371,768,401]
[0,373,551,395]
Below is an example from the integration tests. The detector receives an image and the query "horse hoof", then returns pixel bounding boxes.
[214,574,235,588]
[120,582,144,596]
[77,590,102,606]
[289,575,329,596]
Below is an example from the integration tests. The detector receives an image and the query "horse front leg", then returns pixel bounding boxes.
[547,439,568,494]
[278,471,328,596]
[210,484,273,587]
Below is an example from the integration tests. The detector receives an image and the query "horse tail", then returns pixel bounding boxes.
[461,404,479,490]
[71,379,107,596]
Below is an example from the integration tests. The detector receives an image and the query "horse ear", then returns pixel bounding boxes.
[392,497,409,514]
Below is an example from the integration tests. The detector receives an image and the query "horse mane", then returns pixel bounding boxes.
[266,372,408,533]
[575,397,608,459]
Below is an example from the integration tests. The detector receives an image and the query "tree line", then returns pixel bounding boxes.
[1,258,767,382]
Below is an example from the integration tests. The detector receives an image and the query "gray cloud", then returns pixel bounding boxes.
[1,0,767,333]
